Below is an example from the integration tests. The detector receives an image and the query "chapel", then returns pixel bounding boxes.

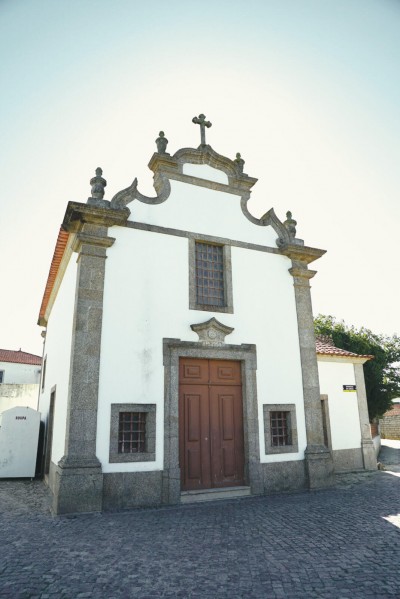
[37,115,376,514]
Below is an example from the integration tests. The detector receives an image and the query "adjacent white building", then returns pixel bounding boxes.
[0,349,41,413]
[37,117,376,514]
[316,336,376,471]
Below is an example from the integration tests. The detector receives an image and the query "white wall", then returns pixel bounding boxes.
[128,179,279,248]
[38,256,77,464]
[97,191,306,473]
[0,384,39,413]
[0,362,40,384]
[183,163,229,184]
[372,434,381,457]
[318,360,361,450]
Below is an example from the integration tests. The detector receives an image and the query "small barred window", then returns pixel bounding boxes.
[118,412,146,453]
[270,411,291,446]
[195,242,225,307]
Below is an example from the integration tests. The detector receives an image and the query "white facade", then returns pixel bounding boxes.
[0,361,40,385]
[0,352,42,414]
[97,220,307,474]
[0,384,39,413]
[38,132,348,514]
[316,346,376,473]
[318,360,362,451]
[39,255,77,465]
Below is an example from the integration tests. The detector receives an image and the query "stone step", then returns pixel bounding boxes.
[181,486,251,504]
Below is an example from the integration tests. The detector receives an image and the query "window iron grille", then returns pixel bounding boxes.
[270,411,291,446]
[195,242,225,307]
[118,412,146,453]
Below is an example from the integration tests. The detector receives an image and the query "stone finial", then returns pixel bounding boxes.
[283,211,297,239]
[90,167,107,200]
[234,152,245,174]
[192,113,212,145]
[156,131,168,154]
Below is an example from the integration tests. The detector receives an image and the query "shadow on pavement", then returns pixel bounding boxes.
[378,439,400,471]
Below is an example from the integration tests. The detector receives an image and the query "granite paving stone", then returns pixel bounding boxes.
[0,442,399,598]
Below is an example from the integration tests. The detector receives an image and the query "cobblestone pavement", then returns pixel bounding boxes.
[1,445,399,599]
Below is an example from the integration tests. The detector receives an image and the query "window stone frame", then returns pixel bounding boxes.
[188,237,234,314]
[263,404,298,455]
[109,403,156,463]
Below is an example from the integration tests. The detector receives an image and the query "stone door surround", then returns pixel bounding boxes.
[162,339,262,504]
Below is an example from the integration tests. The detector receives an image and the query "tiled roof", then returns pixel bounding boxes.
[0,349,42,365]
[38,228,70,325]
[316,335,373,359]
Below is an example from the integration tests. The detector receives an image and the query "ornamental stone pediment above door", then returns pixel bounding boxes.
[190,317,234,347]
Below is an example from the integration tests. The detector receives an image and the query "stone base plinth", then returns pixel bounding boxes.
[52,456,103,515]
[104,471,163,510]
[361,439,378,471]
[261,460,306,494]
[305,446,334,489]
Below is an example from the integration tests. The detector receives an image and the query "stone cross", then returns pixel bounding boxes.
[192,113,212,145]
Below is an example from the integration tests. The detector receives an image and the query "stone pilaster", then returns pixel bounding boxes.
[354,362,377,470]
[289,263,334,489]
[52,223,115,515]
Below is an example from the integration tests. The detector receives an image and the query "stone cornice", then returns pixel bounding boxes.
[63,201,130,231]
[38,202,124,328]
[171,146,258,190]
[279,243,326,265]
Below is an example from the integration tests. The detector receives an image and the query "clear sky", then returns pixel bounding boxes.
[1,0,399,356]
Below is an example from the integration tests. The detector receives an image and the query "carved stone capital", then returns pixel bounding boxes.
[190,317,234,346]
[71,232,116,255]
[289,266,317,287]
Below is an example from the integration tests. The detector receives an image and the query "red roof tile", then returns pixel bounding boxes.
[316,335,373,359]
[38,228,70,326]
[0,349,42,365]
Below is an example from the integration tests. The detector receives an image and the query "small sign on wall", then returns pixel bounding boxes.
[343,385,357,392]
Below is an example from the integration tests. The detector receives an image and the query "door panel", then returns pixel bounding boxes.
[187,449,201,481]
[180,358,209,385]
[223,447,235,478]
[179,358,245,491]
[209,360,241,385]
[179,385,211,490]
[221,394,234,440]
[209,386,244,487]
[187,394,201,442]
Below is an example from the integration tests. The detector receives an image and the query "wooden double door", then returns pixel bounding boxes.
[179,358,245,491]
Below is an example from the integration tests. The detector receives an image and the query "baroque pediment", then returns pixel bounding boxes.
[190,318,234,347]
[108,118,304,247]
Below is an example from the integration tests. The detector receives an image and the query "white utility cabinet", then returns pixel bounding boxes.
[0,406,40,478]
